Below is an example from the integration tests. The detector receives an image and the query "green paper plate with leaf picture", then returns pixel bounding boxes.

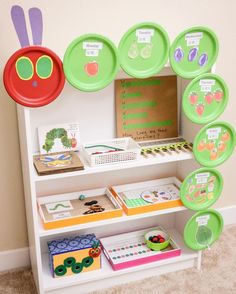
[170,26,219,79]
[182,73,228,124]
[63,34,119,92]
[193,121,236,167]
[119,22,170,78]
[184,209,223,250]
[180,168,223,211]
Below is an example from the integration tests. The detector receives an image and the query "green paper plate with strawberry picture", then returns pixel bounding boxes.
[184,209,223,250]
[180,168,223,211]
[193,121,236,167]
[170,26,219,79]
[118,22,170,78]
[183,74,228,124]
[63,34,119,92]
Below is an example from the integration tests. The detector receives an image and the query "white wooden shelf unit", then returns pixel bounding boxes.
[17,66,203,294]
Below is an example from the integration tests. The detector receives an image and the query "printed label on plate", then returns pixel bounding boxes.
[206,127,221,140]
[83,42,103,50]
[85,49,99,57]
[83,42,103,57]
[136,29,154,43]
[195,172,210,184]
[45,201,73,214]
[185,32,203,47]
[199,79,216,92]
[196,214,210,226]
[53,212,71,220]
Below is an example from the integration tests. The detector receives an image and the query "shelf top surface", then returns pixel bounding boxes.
[39,206,187,237]
[34,150,193,182]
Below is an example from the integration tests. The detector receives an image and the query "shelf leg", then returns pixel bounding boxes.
[196,250,202,270]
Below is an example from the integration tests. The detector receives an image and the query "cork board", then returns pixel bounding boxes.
[115,76,178,141]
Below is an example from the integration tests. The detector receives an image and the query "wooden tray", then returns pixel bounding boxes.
[110,177,183,216]
[101,226,181,271]
[38,188,122,230]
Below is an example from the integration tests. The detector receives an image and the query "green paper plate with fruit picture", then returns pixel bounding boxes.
[119,22,170,78]
[193,121,236,167]
[63,34,119,92]
[170,26,219,79]
[183,73,228,124]
[184,209,223,250]
[180,168,223,211]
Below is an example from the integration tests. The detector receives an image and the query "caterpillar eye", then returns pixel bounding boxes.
[36,55,53,79]
[91,249,95,254]
[95,248,100,253]
[15,56,33,80]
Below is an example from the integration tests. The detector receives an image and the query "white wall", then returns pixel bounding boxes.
[0,0,235,251]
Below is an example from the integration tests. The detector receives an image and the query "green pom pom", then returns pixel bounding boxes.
[64,257,76,268]
[82,256,94,268]
[71,262,83,274]
[54,265,67,276]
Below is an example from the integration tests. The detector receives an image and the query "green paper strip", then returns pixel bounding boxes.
[123,112,147,120]
[123,120,173,130]
[122,101,157,110]
[122,92,142,98]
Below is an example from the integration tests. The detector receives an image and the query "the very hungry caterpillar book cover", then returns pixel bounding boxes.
[38,123,80,154]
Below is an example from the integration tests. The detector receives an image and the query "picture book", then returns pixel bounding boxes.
[38,123,80,154]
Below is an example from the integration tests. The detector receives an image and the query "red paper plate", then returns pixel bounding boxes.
[4,46,65,107]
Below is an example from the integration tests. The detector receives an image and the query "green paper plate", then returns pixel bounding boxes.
[183,73,228,124]
[184,209,223,250]
[119,22,170,78]
[180,168,223,211]
[63,34,119,92]
[193,121,236,167]
[170,26,219,79]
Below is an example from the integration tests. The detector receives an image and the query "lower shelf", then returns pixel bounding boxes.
[42,228,198,292]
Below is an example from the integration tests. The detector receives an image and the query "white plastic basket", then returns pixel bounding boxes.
[82,137,141,166]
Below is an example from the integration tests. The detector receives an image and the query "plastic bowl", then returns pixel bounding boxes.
[145,230,170,251]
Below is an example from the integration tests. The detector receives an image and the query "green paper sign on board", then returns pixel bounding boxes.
[170,26,219,79]
[180,168,223,211]
[119,22,170,78]
[193,121,236,167]
[184,209,223,250]
[182,73,228,124]
[63,34,119,92]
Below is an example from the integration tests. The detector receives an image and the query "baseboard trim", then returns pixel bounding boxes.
[217,205,236,226]
[0,247,30,272]
[0,205,235,272]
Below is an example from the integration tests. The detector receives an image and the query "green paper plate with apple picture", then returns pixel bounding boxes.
[180,168,223,211]
[118,22,170,78]
[183,74,228,124]
[184,209,223,250]
[170,26,219,79]
[63,34,119,91]
[193,121,236,167]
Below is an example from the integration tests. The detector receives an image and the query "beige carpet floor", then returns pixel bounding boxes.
[0,225,235,294]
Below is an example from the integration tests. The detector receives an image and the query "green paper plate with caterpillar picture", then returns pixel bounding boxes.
[182,73,228,124]
[184,209,223,251]
[170,26,219,79]
[63,34,119,92]
[119,22,170,78]
[193,121,236,167]
[180,168,223,211]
